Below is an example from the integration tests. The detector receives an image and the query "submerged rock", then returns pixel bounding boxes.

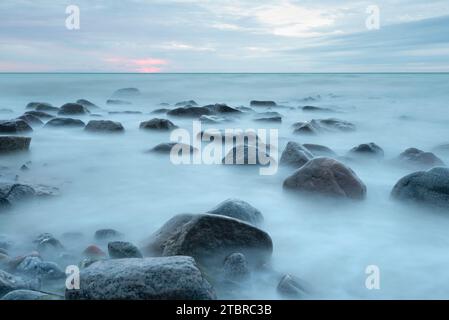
[293,118,356,135]
[24,111,54,119]
[250,101,277,107]
[280,141,313,168]
[283,157,367,200]
[45,118,85,128]
[112,88,141,98]
[0,120,33,133]
[349,142,384,158]
[150,142,197,154]
[204,103,241,114]
[151,108,170,114]
[65,256,216,300]
[303,144,337,157]
[17,114,44,126]
[58,103,89,115]
[139,118,177,131]
[199,115,228,124]
[175,100,198,107]
[0,136,31,153]
[391,167,449,208]
[26,102,53,110]
[108,241,143,259]
[254,116,282,123]
[85,120,124,133]
[397,148,445,169]
[76,99,100,110]
[0,270,38,297]
[223,253,250,282]
[35,104,59,113]
[16,256,65,280]
[207,198,263,226]
[83,245,106,259]
[142,213,273,268]
[34,233,64,252]
[94,229,122,241]
[167,106,212,118]
[277,274,305,298]
[0,183,36,207]
[302,105,334,112]
[1,289,62,300]
[106,99,132,105]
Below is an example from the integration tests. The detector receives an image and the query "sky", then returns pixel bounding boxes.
[1,0,449,72]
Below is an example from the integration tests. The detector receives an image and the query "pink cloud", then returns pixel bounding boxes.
[104,56,168,73]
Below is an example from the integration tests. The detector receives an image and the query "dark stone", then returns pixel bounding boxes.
[250,101,277,107]
[35,104,59,112]
[349,142,384,158]
[25,102,54,111]
[140,118,177,130]
[0,270,38,297]
[0,136,31,153]
[65,256,216,300]
[167,106,212,117]
[151,108,170,114]
[204,104,241,114]
[58,103,89,115]
[76,99,100,110]
[0,120,33,133]
[303,144,337,157]
[398,148,445,169]
[302,105,334,112]
[142,213,273,268]
[94,229,122,241]
[293,118,356,134]
[223,253,250,281]
[24,111,54,119]
[207,198,263,226]
[45,118,85,128]
[283,157,367,200]
[391,167,449,208]
[106,99,132,105]
[0,183,36,205]
[33,233,64,252]
[85,120,124,133]
[254,116,282,123]
[222,144,274,166]
[17,114,44,126]
[175,100,198,107]
[108,241,143,259]
[280,142,313,168]
[83,245,106,258]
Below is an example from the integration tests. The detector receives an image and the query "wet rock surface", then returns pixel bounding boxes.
[0,136,31,153]
[85,120,124,132]
[140,118,177,130]
[207,198,263,226]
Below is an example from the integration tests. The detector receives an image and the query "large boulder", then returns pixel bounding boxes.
[140,118,177,131]
[45,118,85,128]
[349,142,384,158]
[0,270,38,297]
[397,148,445,169]
[65,256,216,300]
[142,213,273,268]
[0,120,33,133]
[280,141,313,168]
[85,120,124,133]
[222,253,250,282]
[283,157,367,200]
[207,199,263,226]
[0,136,31,153]
[391,167,449,208]
[167,106,212,118]
[58,103,89,115]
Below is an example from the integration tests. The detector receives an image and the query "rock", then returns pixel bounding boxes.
[0,183,36,206]
[292,121,320,135]
[222,144,274,166]
[142,213,273,268]
[254,116,282,123]
[25,102,54,110]
[250,101,277,107]
[58,103,89,115]
[45,117,85,128]
[236,106,255,113]
[0,270,38,297]
[167,106,212,118]
[7,251,40,270]
[222,253,250,281]
[397,148,445,169]
[175,100,198,107]
[17,114,44,126]
[319,118,356,132]
[65,256,216,300]
[85,120,124,133]
[349,142,384,158]
[83,245,106,259]
[207,199,263,226]
[283,157,367,200]
[35,104,59,112]
[256,111,282,118]
[0,136,31,153]
[139,118,177,131]
[0,120,33,133]
[150,142,197,154]
[277,274,305,297]
[94,229,122,241]
[204,104,241,114]
[112,87,141,98]
[76,99,100,110]
[1,289,62,300]
[280,142,313,168]
[33,233,64,252]
[199,115,228,124]
[303,144,337,157]
[108,241,143,259]
[151,108,170,114]
[391,167,449,208]
[293,118,356,135]
[106,99,132,105]
[16,256,65,280]
[302,105,334,112]
[24,111,54,119]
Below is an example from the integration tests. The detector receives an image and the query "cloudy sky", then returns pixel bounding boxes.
[1,0,449,72]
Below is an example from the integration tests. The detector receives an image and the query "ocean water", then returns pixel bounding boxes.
[0,73,449,299]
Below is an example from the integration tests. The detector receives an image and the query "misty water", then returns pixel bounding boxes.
[1,73,449,299]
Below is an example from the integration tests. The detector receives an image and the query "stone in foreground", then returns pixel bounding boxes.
[0,136,31,153]
[207,198,263,226]
[65,256,216,300]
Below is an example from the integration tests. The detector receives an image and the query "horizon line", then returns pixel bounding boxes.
[1,72,449,75]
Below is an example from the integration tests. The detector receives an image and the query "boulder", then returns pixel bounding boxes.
[0,270,38,297]
[142,213,273,268]
[254,116,282,123]
[250,101,277,107]
[397,148,445,169]
[65,256,216,300]
[108,241,143,259]
[0,136,31,153]
[222,253,250,282]
[45,118,85,128]
[204,104,241,114]
[16,256,65,280]
[83,245,106,259]
[17,114,44,126]
[76,99,100,110]
[1,289,62,300]
[391,167,449,208]
[112,88,141,98]
[303,144,337,157]
[35,104,59,112]
[175,100,198,107]
[85,120,124,133]
[207,199,263,226]
[24,111,54,119]
[283,157,367,200]
[199,115,228,124]
[58,103,89,115]
[33,233,64,252]
[349,142,384,158]
[139,118,177,131]
[167,106,212,118]
[280,142,313,168]
[26,102,52,110]
[151,108,170,114]
[0,120,33,133]
[293,118,355,135]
